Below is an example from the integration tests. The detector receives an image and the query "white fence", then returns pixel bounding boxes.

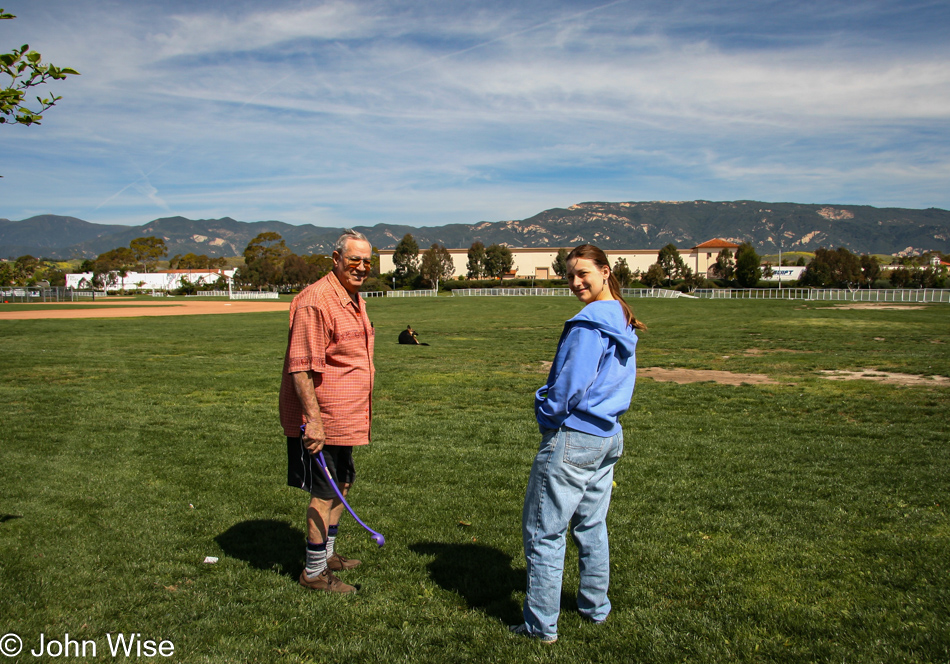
[452,287,685,298]
[446,286,950,303]
[692,288,950,303]
[452,288,573,297]
[72,290,108,300]
[184,290,230,298]
[229,291,280,300]
[387,290,438,297]
[360,291,386,299]
[622,288,684,299]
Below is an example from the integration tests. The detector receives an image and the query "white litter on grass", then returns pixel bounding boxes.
[203,556,219,564]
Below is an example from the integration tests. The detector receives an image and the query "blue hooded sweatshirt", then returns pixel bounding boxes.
[535,300,638,437]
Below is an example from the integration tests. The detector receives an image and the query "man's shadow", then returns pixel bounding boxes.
[216,520,303,578]
[409,542,575,624]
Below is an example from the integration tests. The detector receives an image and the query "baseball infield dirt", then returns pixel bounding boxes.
[0,299,289,320]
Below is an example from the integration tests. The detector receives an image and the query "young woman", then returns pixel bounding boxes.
[511,244,646,644]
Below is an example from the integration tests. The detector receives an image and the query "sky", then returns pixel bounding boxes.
[1,0,949,228]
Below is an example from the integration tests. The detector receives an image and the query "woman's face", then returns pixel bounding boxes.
[566,257,612,304]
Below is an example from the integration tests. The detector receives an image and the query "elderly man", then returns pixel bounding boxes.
[279,229,376,593]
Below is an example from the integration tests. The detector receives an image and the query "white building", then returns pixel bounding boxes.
[66,269,236,292]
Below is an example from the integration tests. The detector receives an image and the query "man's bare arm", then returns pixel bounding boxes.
[292,370,326,453]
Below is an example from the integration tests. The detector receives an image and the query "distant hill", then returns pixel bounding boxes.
[0,215,128,258]
[2,200,948,260]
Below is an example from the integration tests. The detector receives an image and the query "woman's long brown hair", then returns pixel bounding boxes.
[566,244,647,331]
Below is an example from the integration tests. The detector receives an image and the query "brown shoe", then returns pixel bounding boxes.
[298,569,356,593]
[327,553,361,571]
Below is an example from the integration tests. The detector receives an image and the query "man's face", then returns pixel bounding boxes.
[333,239,373,295]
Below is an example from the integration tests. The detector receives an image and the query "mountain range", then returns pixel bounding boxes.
[2,200,948,261]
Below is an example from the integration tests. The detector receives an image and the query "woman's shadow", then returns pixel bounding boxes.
[409,542,575,624]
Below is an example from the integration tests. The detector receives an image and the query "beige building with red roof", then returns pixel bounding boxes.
[691,238,741,277]
[380,238,742,280]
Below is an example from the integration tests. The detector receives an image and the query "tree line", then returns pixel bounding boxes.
[236,232,343,290]
[4,232,944,292]
[389,235,518,289]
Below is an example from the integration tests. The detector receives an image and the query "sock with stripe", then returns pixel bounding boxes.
[326,525,339,559]
[304,540,327,578]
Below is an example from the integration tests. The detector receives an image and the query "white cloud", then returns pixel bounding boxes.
[150,2,378,57]
[1,0,948,229]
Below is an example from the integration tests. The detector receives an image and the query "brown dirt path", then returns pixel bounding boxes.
[0,299,289,320]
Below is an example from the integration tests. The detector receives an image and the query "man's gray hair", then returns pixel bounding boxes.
[334,229,369,255]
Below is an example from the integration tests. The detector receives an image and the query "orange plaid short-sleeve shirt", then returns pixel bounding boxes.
[279,271,375,444]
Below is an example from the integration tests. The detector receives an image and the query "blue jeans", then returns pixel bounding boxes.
[521,426,623,638]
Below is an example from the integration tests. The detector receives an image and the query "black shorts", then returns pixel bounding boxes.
[286,438,356,500]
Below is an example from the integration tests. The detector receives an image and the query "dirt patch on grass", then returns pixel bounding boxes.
[819,369,950,386]
[542,362,780,386]
[826,303,927,310]
[640,367,778,385]
[0,300,289,320]
[743,347,812,355]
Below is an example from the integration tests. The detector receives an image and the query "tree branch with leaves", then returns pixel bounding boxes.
[1,9,79,127]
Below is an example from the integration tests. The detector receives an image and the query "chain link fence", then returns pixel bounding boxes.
[1,287,106,302]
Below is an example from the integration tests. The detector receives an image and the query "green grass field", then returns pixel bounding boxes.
[1,297,948,663]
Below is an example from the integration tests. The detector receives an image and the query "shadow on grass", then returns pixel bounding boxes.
[216,519,303,578]
[410,541,563,624]
[0,514,23,524]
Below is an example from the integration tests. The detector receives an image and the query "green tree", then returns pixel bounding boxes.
[129,236,167,272]
[1,9,79,127]
[419,243,455,290]
[88,246,136,290]
[8,255,66,287]
[860,254,881,287]
[888,266,911,288]
[0,260,13,286]
[657,244,687,284]
[241,232,289,288]
[612,257,633,287]
[13,254,38,282]
[909,265,943,288]
[679,265,703,291]
[393,234,420,287]
[801,247,862,289]
[175,275,199,296]
[466,242,486,279]
[483,244,514,279]
[174,253,227,270]
[711,248,735,280]
[642,263,666,287]
[552,248,569,279]
[282,253,331,289]
[734,242,762,288]
[369,247,381,279]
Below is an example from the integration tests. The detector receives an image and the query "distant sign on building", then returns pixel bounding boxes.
[761,266,806,282]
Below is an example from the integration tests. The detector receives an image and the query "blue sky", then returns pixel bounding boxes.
[1,0,948,227]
